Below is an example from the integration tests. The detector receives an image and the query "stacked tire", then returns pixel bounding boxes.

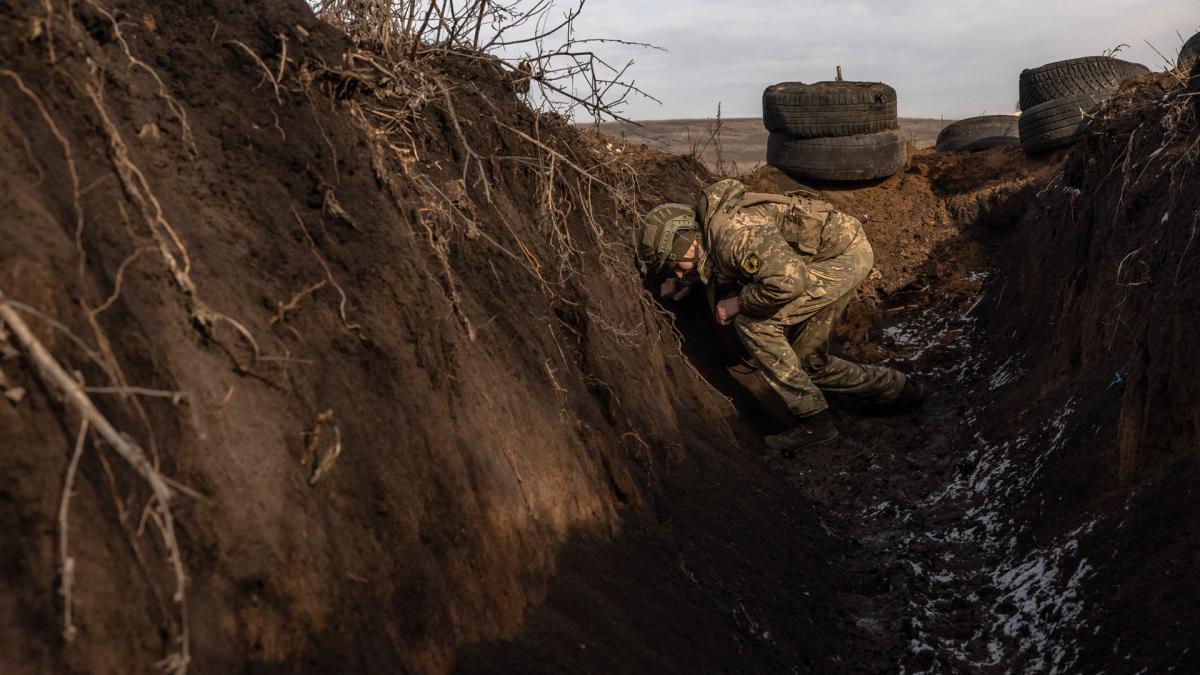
[1017,56,1149,154]
[934,115,1020,152]
[1180,31,1200,72]
[762,81,906,181]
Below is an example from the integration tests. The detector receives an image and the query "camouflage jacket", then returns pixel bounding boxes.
[695,179,862,317]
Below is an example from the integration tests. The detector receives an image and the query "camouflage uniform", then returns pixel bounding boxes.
[695,179,905,417]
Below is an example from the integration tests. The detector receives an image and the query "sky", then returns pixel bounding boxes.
[522,0,1198,120]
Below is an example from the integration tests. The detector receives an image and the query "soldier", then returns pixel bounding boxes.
[639,178,923,452]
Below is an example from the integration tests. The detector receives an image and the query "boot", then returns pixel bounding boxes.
[887,376,926,411]
[764,410,839,455]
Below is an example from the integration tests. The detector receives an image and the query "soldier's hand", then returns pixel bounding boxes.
[660,278,693,301]
[716,296,741,325]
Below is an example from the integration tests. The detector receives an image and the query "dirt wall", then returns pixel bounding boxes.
[964,71,1200,670]
[0,1,826,672]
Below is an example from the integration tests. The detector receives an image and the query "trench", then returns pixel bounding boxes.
[774,270,1094,673]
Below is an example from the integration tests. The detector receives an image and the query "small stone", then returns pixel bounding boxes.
[137,123,162,141]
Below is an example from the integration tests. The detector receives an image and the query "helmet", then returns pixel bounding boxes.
[638,203,698,272]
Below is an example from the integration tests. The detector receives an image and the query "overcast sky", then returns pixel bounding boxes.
[548,0,1197,120]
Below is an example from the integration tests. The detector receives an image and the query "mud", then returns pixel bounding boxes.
[2,2,1199,674]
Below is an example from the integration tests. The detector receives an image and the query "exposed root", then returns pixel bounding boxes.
[38,0,57,63]
[10,122,46,186]
[0,288,190,674]
[83,77,263,370]
[290,207,363,337]
[58,420,90,642]
[432,74,492,201]
[269,280,329,333]
[225,39,284,103]
[90,245,153,317]
[83,1,198,156]
[5,299,120,386]
[412,187,478,341]
[0,69,84,277]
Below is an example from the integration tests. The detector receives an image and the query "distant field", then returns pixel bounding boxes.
[592,117,953,174]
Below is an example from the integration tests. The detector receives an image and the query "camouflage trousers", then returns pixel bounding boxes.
[733,231,907,418]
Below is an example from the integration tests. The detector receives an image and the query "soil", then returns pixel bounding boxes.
[2,2,1199,674]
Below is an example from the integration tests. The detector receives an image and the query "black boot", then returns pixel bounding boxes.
[764,410,839,455]
[887,376,926,411]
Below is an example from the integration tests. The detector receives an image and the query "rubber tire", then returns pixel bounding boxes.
[934,115,1019,151]
[961,135,1022,152]
[1180,32,1200,71]
[762,81,898,138]
[1018,56,1149,110]
[766,130,906,181]
[1018,92,1108,154]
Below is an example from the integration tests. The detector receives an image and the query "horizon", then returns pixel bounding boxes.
[547,0,1196,122]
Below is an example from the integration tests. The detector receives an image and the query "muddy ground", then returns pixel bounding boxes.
[1,1,1199,673]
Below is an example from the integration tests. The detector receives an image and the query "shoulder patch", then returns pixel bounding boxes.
[741,252,761,275]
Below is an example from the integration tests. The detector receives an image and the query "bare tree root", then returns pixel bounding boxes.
[58,419,90,642]
[90,246,154,317]
[431,74,492,201]
[269,280,329,333]
[415,198,478,341]
[0,69,85,276]
[224,39,285,104]
[82,0,197,156]
[290,207,363,337]
[37,0,57,63]
[83,79,263,371]
[0,288,190,674]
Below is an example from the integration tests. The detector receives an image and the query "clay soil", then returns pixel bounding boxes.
[2,2,1199,674]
